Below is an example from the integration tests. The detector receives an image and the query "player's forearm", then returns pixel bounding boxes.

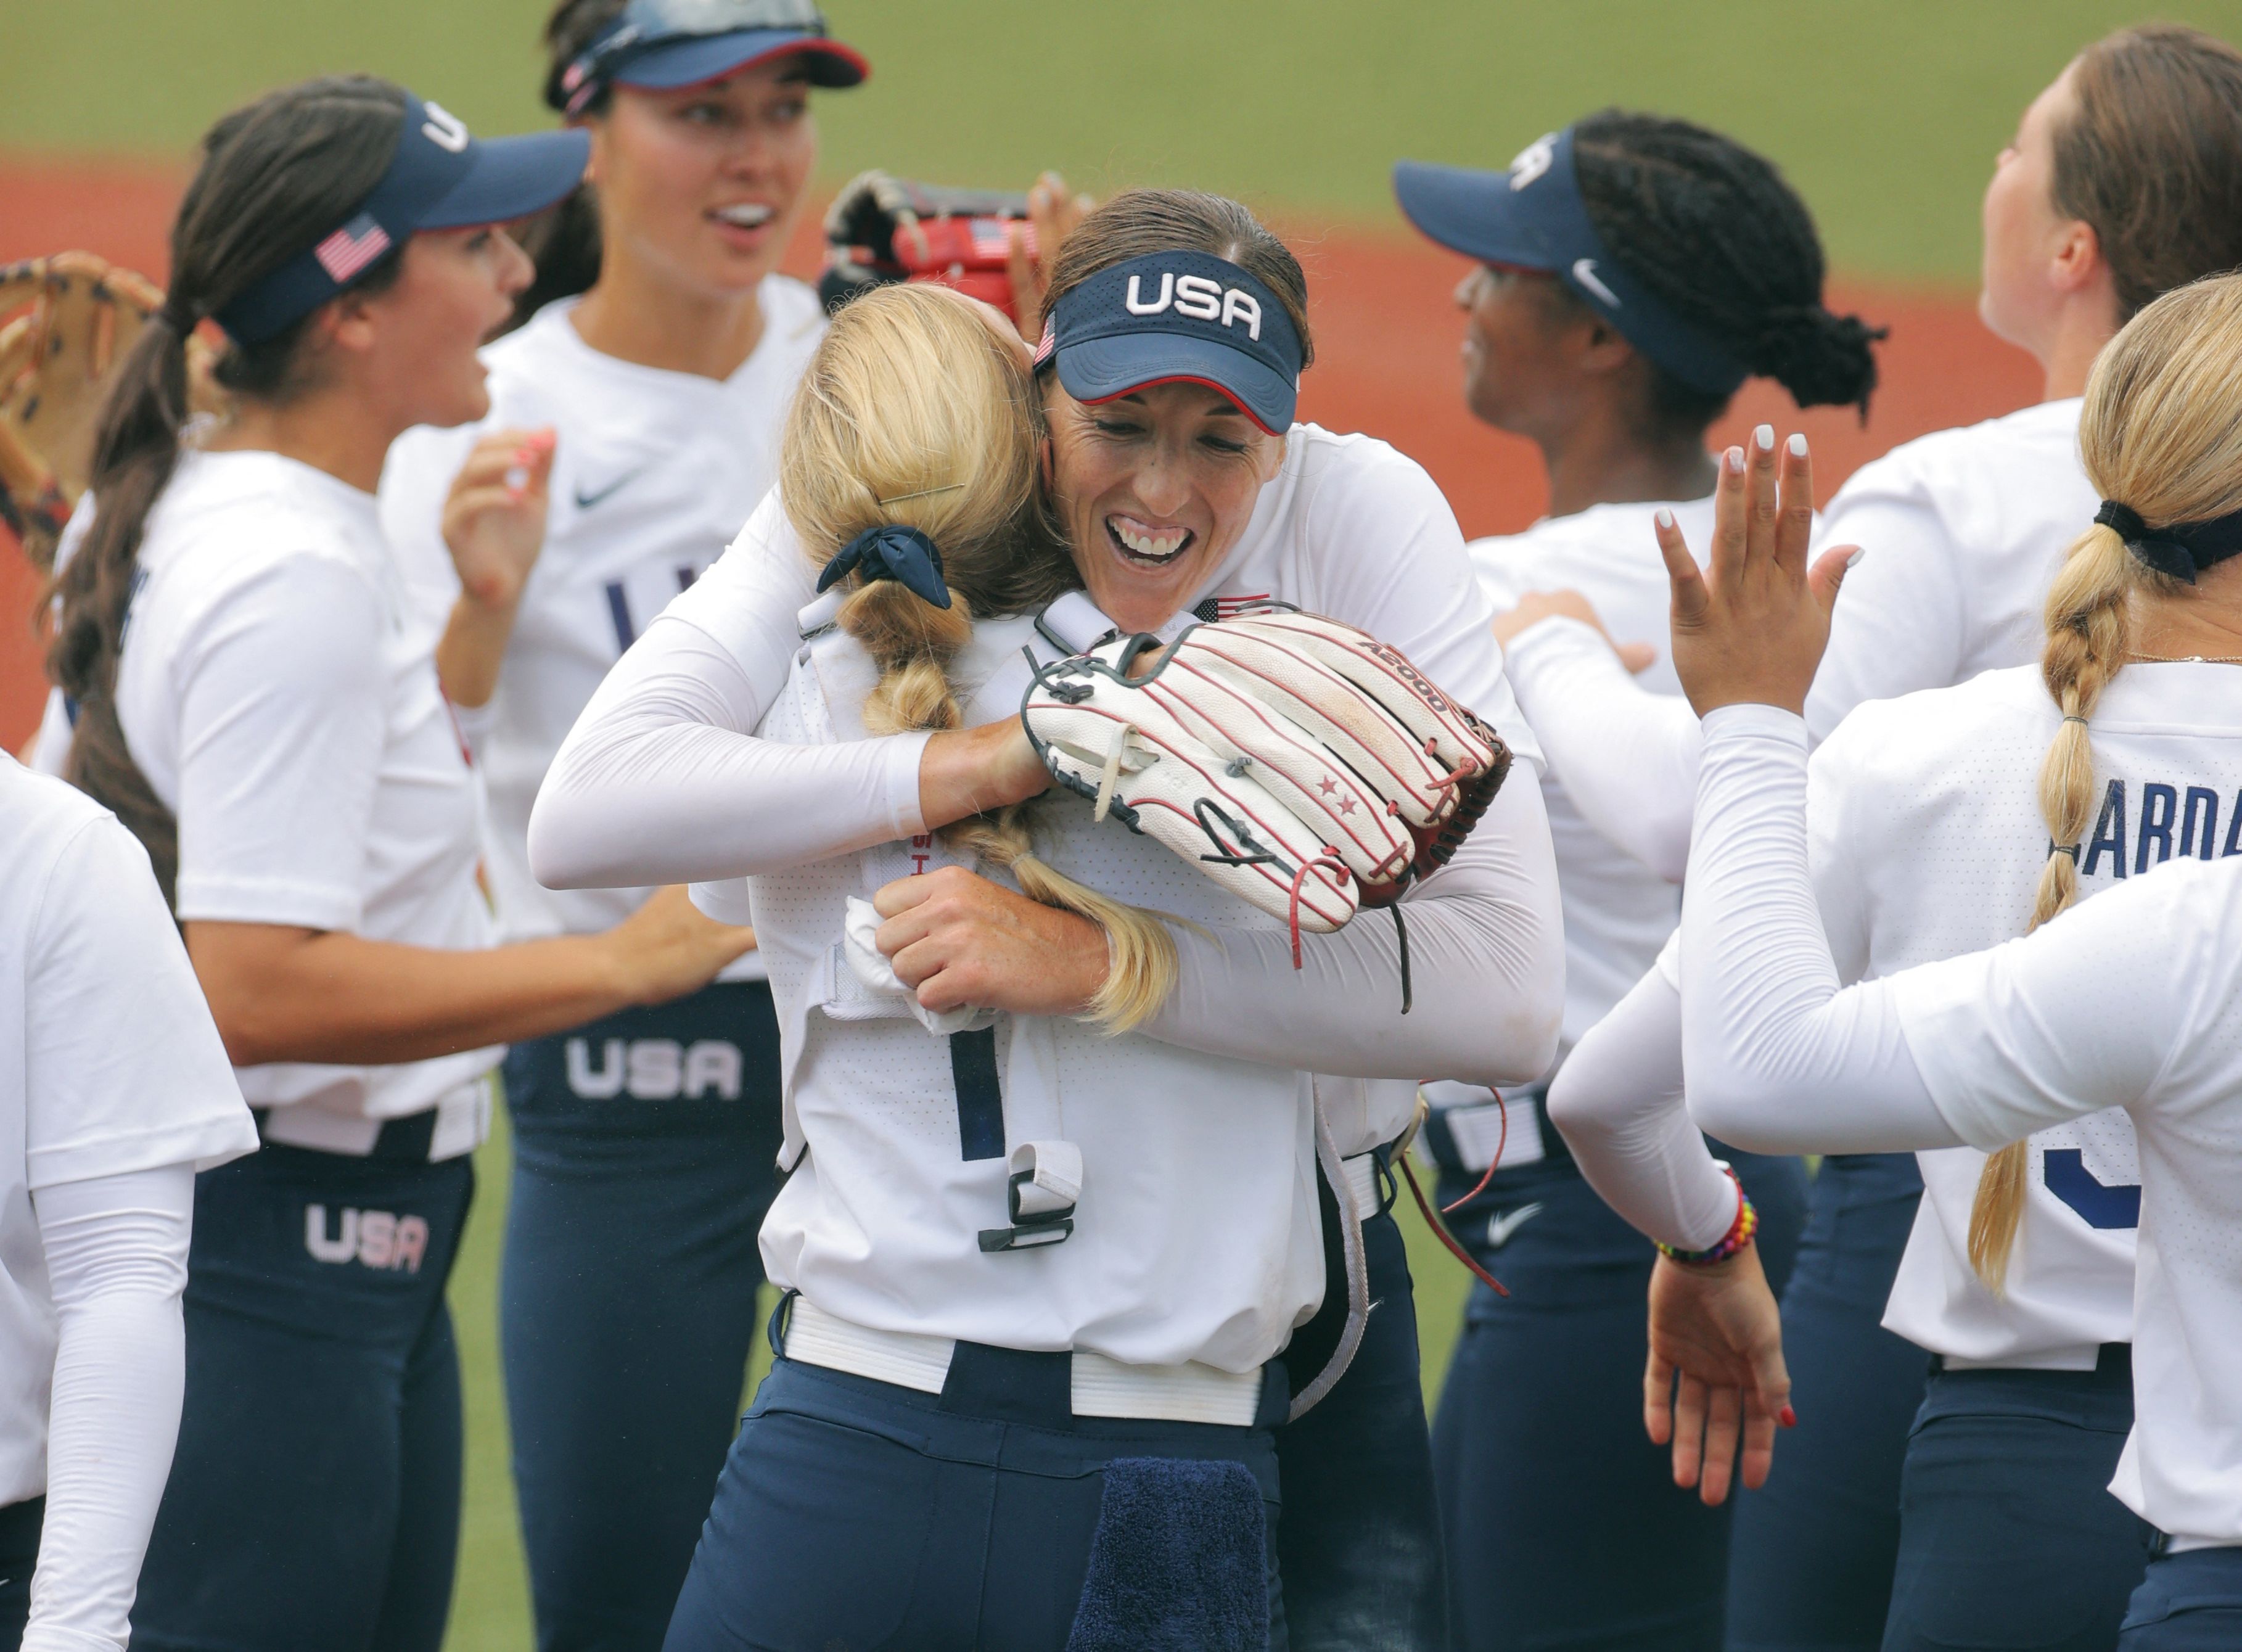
[1505,619,1698,881]
[532,615,928,889]
[435,593,523,710]
[1546,966,1737,1251]
[1678,707,1955,1154]
[1143,778,1564,1086]
[27,1167,194,1652]
[184,923,639,1066]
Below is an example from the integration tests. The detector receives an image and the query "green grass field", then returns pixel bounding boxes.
[8,1,2242,283]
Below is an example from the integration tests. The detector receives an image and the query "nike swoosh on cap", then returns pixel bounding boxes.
[1485,1201,1543,1249]
[573,469,641,510]
[1571,258,1620,308]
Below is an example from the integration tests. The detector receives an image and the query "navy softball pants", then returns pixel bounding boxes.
[500,980,786,1652]
[663,1326,1289,1651]
[1725,1152,1928,1652]
[1883,1346,2151,1652]
[1431,1136,1807,1651]
[1276,1148,1445,1650]
[2118,1550,2242,1650]
[132,1135,474,1652]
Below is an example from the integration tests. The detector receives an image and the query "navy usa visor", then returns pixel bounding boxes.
[216,94,589,346]
[1034,250,1304,435]
[555,0,867,115]
[1394,126,1747,397]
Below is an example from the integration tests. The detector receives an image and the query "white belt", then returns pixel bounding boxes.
[258,1075,494,1162]
[781,1297,1265,1428]
[1341,1148,1382,1215]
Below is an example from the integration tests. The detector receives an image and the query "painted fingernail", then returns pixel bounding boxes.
[1846,547,1865,569]
[504,466,530,491]
[1779,1406,1797,1428]
[1725,447,1746,474]
[1787,433,1808,458]
[1656,508,1677,530]
[1754,423,1774,450]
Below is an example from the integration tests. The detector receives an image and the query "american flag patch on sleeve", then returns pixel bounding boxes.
[315,214,393,282]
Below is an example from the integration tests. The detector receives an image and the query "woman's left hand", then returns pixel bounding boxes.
[1656,426,1855,717]
[873,865,1109,1016]
[1645,1245,1794,1506]
[1007,170,1094,345]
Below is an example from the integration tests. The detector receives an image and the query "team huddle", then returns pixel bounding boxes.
[5,2,2242,1650]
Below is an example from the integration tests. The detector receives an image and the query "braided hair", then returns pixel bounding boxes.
[1571,109,1884,430]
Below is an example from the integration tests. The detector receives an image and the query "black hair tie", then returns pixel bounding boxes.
[157,296,202,334]
[817,524,951,609]
[2094,497,2242,586]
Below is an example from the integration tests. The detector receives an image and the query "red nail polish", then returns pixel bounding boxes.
[1779,1406,1797,1429]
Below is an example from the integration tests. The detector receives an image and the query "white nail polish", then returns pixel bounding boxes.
[1787,433,1808,458]
[1726,448,1746,473]
[1846,547,1865,568]
[1656,509,1676,530]
[1754,423,1774,450]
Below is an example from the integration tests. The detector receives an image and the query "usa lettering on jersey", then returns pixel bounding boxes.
[566,1037,744,1101]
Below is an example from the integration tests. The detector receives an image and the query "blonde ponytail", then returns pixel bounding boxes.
[779,284,1178,1032]
[1968,271,2242,1291]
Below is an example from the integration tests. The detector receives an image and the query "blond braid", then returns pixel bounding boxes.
[781,283,1178,1034]
[1968,527,2135,1291]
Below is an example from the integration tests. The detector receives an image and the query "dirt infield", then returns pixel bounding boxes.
[0,157,2045,752]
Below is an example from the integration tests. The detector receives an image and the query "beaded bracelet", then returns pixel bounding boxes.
[1656,1163,1758,1267]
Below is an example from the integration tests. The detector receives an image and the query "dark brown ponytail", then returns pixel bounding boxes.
[47,75,408,903]
[502,0,630,332]
[2055,25,2242,323]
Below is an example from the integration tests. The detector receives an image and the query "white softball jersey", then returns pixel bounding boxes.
[1497,398,2096,881]
[531,426,1562,1162]
[1681,704,2242,1548]
[1,755,255,1644]
[113,448,498,1153]
[377,278,827,977]
[1810,663,2242,1368]
[694,598,1324,1372]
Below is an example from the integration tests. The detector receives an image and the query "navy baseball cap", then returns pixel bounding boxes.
[216,94,589,345]
[1394,126,1747,397]
[1033,250,1304,435]
[555,0,867,116]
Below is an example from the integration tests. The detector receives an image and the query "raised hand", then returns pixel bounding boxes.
[442,427,556,613]
[1654,425,1855,717]
[1007,171,1095,345]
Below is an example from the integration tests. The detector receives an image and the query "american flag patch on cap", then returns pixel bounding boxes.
[1031,318,1056,367]
[315,214,393,283]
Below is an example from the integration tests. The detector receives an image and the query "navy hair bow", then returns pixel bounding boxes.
[2096,498,2242,586]
[817,524,951,609]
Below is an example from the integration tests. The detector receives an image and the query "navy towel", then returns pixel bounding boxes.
[1065,1456,1269,1652]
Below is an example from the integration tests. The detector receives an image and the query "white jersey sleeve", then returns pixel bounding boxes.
[1544,960,1737,1251]
[1802,487,1974,742]
[166,553,390,931]
[26,1164,194,1652]
[528,494,930,889]
[1501,618,1699,883]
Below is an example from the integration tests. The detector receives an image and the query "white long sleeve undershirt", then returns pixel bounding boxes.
[23,1163,194,1652]
[530,614,1564,1090]
[1677,705,1957,1155]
